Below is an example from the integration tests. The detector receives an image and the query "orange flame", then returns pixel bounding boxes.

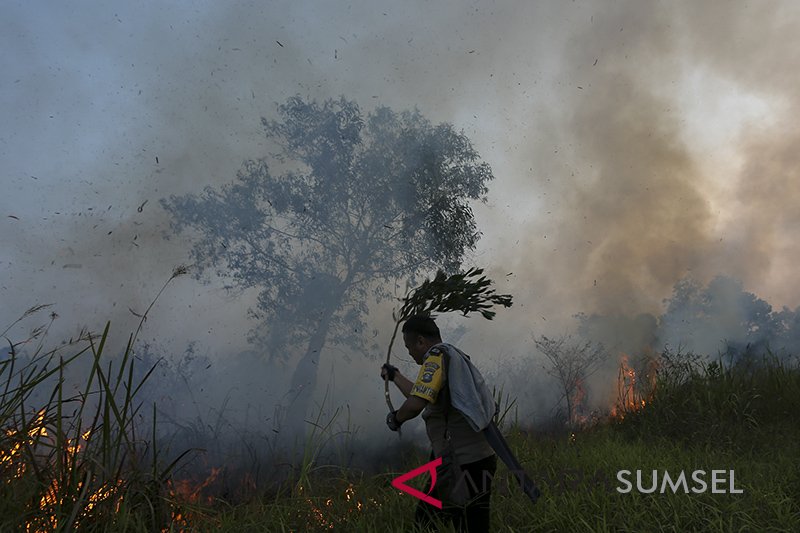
[163,467,224,532]
[610,353,655,419]
[1,413,126,533]
[168,467,221,505]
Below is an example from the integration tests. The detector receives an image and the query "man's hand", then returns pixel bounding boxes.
[381,363,399,382]
[386,410,403,431]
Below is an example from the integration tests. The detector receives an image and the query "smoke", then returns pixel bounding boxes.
[532,2,800,316]
[3,1,800,474]
[495,1,800,418]
[471,2,800,360]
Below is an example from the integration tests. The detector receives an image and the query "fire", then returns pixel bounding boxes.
[0,410,125,533]
[1,409,49,479]
[4,409,378,532]
[167,467,222,505]
[3,411,220,533]
[610,353,656,419]
[163,467,223,531]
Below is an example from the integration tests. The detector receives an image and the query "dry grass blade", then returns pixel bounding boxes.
[1,304,54,338]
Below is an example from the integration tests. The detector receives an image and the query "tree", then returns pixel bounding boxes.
[775,306,800,357]
[160,96,494,432]
[658,276,784,361]
[534,335,607,427]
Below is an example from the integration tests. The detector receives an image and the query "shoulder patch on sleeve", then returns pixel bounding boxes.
[411,350,445,403]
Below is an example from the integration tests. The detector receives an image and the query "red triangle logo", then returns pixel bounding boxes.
[391,457,443,509]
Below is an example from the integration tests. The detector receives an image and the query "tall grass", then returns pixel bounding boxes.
[617,349,800,448]
[0,323,171,530]
[0,268,190,532]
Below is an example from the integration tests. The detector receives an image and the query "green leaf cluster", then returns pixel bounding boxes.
[396,267,513,321]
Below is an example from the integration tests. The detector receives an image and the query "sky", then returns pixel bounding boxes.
[3,1,800,434]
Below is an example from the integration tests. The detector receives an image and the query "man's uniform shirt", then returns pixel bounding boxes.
[410,345,494,465]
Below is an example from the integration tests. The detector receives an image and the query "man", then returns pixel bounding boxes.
[381,314,497,533]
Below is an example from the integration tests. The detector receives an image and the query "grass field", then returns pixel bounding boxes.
[2,313,799,532]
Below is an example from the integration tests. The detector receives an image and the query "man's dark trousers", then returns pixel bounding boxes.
[414,453,497,533]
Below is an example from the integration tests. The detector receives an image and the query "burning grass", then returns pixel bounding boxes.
[0,319,192,531]
[0,268,201,531]
[612,348,800,447]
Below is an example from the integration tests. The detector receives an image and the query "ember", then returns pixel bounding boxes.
[294,482,378,531]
